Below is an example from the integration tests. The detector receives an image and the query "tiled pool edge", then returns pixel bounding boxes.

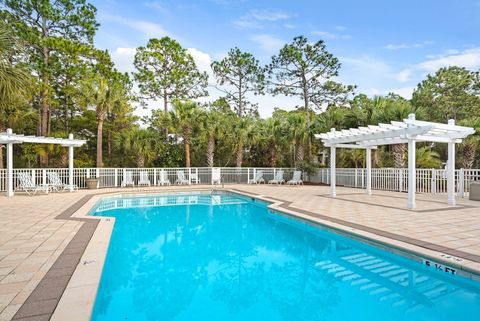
[12,187,480,321]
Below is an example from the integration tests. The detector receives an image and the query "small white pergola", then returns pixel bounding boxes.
[315,114,475,209]
[0,128,86,197]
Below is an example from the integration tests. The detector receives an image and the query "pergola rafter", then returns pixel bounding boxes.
[0,129,86,197]
[315,114,475,209]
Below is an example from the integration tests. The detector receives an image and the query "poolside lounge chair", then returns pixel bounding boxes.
[47,172,78,192]
[212,168,221,185]
[190,172,201,184]
[175,171,190,185]
[18,173,49,195]
[157,170,171,186]
[138,171,151,187]
[287,170,303,185]
[268,170,285,185]
[121,171,135,187]
[249,170,264,184]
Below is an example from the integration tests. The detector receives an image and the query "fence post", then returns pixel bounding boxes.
[459,168,465,198]
[42,169,46,186]
[31,169,35,185]
[431,168,436,194]
[196,168,199,184]
[153,168,157,186]
[86,168,90,179]
[114,169,118,187]
[354,168,358,187]
[399,169,403,192]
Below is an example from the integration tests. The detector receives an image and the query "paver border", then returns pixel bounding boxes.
[12,187,480,321]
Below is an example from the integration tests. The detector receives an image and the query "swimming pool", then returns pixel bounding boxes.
[90,192,480,321]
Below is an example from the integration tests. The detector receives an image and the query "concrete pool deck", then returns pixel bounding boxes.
[0,185,479,320]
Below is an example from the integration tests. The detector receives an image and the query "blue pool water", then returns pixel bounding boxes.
[90,192,480,321]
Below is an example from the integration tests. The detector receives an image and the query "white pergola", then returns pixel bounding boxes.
[0,128,86,197]
[315,114,475,209]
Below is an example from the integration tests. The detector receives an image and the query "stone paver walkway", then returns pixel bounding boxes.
[0,185,479,320]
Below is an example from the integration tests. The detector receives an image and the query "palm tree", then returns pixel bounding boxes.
[170,100,199,167]
[116,128,160,167]
[199,108,223,167]
[415,146,442,168]
[458,118,480,168]
[232,116,256,167]
[79,72,127,167]
[377,95,420,168]
[0,25,29,104]
[286,111,309,165]
[260,116,286,167]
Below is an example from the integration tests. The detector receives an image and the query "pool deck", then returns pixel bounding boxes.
[0,185,479,320]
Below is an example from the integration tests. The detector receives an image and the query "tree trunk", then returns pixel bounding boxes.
[96,117,104,167]
[269,144,277,167]
[137,155,145,168]
[184,140,191,167]
[38,40,50,167]
[236,143,244,167]
[163,89,168,136]
[295,141,304,164]
[0,122,3,169]
[206,135,215,167]
[392,143,406,168]
[461,141,476,169]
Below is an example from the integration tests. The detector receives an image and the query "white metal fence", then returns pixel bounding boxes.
[0,167,296,192]
[1,167,479,197]
[309,168,480,198]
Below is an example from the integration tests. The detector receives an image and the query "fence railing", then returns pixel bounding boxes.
[1,167,479,198]
[309,168,480,197]
[0,167,296,192]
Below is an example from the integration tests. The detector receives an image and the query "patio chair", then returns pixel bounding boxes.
[138,171,151,187]
[287,170,303,185]
[190,171,201,184]
[47,172,78,192]
[175,171,190,185]
[268,170,285,185]
[121,171,135,187]
[212,168,221,185]
[18,173,49,196]
[249,170,264,184]
[157,170,171,186]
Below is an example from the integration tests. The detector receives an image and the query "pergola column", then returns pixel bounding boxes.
[366,147,372,195]
[407,139,416,209]
[330,145,336,197]
[447,119,456,205]
[6,129,13,197]
[68,134,74,192]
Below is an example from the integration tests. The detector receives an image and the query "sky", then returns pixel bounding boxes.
[90,0,480,118]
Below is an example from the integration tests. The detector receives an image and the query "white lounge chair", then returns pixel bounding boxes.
[47,172,78,192]
[287,170,303,185]
[157,170,171,186]
[249,170,264,184]
[175,171,190,185]
[121,171,135,187]
[190,172,201,184]
[138,171,151,187]
[268,170,285,185]
[212,168,221,185]
[18,173,49,195]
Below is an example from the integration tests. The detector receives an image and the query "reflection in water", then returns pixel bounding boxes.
[91,193,480,321]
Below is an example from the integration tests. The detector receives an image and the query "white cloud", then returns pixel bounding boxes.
[312,30,351,40]
[101,13,170,39]
[418,47,480,71]
[335,25,347,31]
[384,40,434,50]
[395,69,412,82]
[186,47,215,83]
[234,9,291,29]
[111,47,136,73]
[144,1,170,14]
[251,34,284,53]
